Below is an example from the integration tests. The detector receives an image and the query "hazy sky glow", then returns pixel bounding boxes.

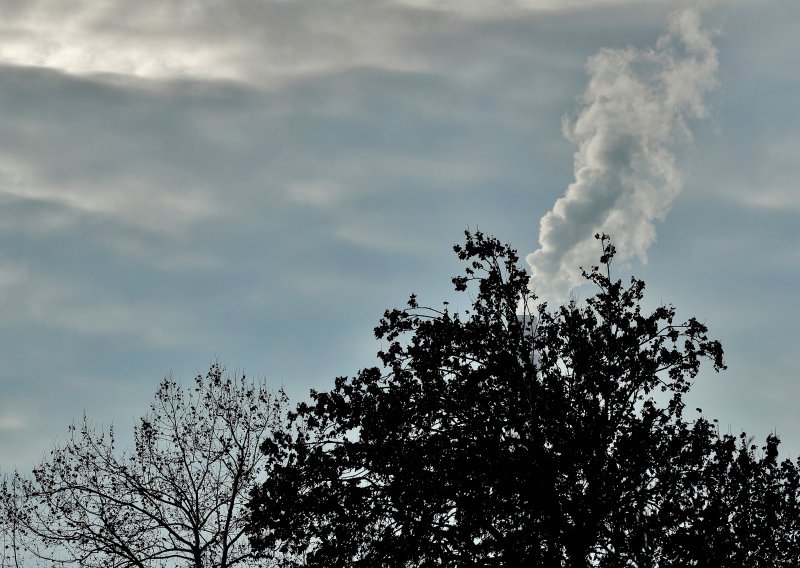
[0,0,798,471]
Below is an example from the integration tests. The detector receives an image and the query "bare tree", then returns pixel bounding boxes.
[1,473,25,568]
[2,363,286,568]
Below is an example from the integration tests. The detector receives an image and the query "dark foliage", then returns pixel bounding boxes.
[247,231,800,567]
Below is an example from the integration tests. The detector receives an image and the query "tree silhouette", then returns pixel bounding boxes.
[652,426,800,567]
[2,364,285,568]
[247,231,800,567]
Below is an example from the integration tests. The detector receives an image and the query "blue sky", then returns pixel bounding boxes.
[0,0,798,471]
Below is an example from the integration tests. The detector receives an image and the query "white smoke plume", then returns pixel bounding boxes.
[526,8,718,302]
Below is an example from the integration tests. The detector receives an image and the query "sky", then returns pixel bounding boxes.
[0,0,798,471]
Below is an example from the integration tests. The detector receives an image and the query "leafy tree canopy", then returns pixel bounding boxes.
[248,232,800,567]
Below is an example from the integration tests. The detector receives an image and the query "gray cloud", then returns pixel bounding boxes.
[0,0,667,84]
[0,0,439,82]
[526,7,718,302]
[0,0,797,472]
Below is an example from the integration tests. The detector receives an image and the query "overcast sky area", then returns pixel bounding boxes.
[0,0,798,471]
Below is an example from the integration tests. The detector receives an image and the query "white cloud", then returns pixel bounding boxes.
[0,411,28,431]
[740,141,800,210]
[0,257,208,347]
[287,181,350,208]
[738,185,800,211]
[0,0,243,79]
[0,152,216,234]
[0,0,671,84]
[0,0,432,83]
[335,219,431,254]
[526,7,718,302]
[392,0,657,15]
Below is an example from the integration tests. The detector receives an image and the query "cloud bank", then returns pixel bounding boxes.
[526,8,717,302]
[0,0,669,84]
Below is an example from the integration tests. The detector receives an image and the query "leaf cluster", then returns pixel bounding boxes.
[247,232,800,568]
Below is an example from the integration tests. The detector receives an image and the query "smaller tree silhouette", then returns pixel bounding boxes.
[1,364,285,568]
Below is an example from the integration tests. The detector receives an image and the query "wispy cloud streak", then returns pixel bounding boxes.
[526,8,717,302]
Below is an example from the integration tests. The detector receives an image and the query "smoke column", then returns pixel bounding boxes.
[526,8,718,302]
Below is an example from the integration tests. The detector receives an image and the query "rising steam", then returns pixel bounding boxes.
[526,8,718,302]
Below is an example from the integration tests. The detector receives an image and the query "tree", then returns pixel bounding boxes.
[247,231,800,567]
[653,425,800,567]
[2,364,285,568]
